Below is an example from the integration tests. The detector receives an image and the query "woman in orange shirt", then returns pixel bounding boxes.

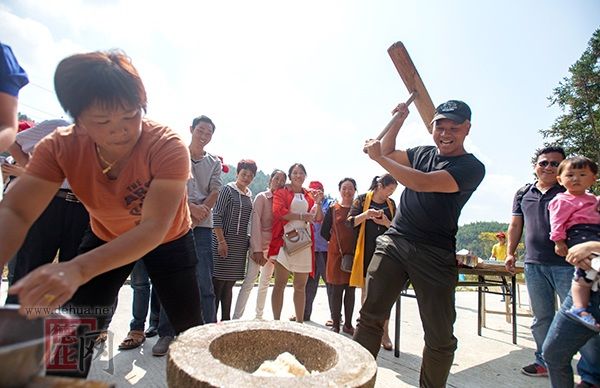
[0,50,202,378]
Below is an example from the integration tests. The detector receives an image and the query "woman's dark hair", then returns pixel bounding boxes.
[288,163,307,177]
[368,173,397,191]
[557,156,598,175]
[269,169,286,182]
[54,50,147,120]
[191,115,215,132]
[237,159,257,176]
[338,177,357,190]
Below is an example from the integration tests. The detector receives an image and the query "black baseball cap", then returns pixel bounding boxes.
[431,100,471,124]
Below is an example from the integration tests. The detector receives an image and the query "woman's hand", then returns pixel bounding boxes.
[565,241,600,271]
[8,261,85,318]
[301,212,315,223]
[252,251,267,266]
[2,162,25,177]
[310,189,324,204]
[189,203,210,222]
[217,239,228,258]
[372,212,391,228]
[366,208,383,220]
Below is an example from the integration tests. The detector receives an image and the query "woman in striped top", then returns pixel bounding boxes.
[212,159,256,321]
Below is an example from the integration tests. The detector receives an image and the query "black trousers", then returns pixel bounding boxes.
[353,234,457,388]
[213,278,236,321]
[46,229,202,378]
[330,284,355,326]
[7,193,89,304]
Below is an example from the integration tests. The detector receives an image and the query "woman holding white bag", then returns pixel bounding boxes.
[270,163,323,323]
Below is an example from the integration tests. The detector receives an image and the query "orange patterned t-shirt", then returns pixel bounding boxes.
[26,119,191,242]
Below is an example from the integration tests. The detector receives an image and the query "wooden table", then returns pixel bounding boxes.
[393,264,524,358]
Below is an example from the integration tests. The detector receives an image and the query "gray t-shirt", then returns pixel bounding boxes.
[187,151,223,228]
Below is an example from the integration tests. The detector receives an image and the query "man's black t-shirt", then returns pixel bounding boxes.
[388,146,485,251]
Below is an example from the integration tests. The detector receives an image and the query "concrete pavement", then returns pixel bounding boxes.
[1,280,578,387]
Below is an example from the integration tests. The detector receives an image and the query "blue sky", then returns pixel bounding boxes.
[1,0,598,225]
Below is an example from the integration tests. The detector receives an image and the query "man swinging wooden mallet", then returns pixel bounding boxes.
[355,41,486,388]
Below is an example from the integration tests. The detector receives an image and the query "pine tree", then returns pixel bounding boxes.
[541,29,600,193]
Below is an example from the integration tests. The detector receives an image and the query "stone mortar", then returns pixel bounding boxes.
[167,320,377,387]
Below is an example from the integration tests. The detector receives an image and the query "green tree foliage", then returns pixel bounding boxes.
[540,29,600,193]
[456,221,508,258]
[478,231,499,259]
[457,222,527,259]
[221,165,270,198]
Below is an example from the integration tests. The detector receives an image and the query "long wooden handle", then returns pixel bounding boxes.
[376,92,417,140]
[363,92,417,154]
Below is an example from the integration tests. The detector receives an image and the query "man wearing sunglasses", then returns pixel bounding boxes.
[505,146,598,383]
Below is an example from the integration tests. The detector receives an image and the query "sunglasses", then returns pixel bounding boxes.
[537,160,560,168]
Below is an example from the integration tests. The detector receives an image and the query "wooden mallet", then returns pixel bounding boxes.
[367,41,436,150]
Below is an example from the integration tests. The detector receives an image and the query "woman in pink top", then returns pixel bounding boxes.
[0,50,202,377]
[548,156,600,331]
[233,169,287,319]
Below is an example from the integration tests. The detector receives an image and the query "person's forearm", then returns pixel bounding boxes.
[314,202,323,222]
[8,142,29,167]
[574,241,600,254]
[213,227,225,243]
[0,207,35,267]
[373,155,438,192]
[0,93,19,152]
[73,219,172,284]
[380,112,407,156]
[507,222,523,256]
[282,212,302,221]
[353,211,369,226]
[0,176,58,266]
[202,190,219,210]
[0,126,17,153]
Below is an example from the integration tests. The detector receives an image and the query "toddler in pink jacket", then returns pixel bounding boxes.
[548,156,600,331]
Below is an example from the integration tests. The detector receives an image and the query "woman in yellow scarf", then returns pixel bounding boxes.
[348,174,397,350]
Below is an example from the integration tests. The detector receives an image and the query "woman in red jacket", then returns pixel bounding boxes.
[269,163,323,323]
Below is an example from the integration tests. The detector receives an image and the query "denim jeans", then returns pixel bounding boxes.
[129,260,151,331]
[148,287,160,327]
[193,227,217,324]
[543,291,600,387]
[304,251,331,321]
[524,263,573,366]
